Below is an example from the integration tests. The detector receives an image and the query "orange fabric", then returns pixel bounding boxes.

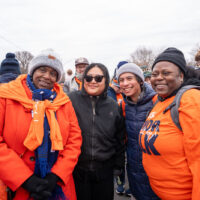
[0,180,7,200]
[116,93,123,105]
[75,77,82,90]
[112,79,118,84]
[0,74,70,151]
[139,89,200,200]
[152,94,158,104]
[0,75,82,199]
[112,91,125,117]
[120,99,126,117]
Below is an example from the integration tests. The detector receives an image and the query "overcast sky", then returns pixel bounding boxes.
[0,0,199,75]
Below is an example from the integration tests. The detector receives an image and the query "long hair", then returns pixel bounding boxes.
[82,63,110,97]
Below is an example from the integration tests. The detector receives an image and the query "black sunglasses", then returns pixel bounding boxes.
[85,75,104,83]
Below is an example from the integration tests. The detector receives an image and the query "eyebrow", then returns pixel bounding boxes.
[120,75,135,78]
[87,74,104,76]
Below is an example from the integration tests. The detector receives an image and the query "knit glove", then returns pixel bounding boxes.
[30,191,51,200]
[44,173,60,193]
[22,174,51,199]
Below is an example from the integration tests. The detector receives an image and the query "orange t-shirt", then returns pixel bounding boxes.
[139,89,200,200]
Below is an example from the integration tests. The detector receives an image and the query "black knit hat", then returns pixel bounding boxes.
[152,47,186,74]
[0,53,21,75]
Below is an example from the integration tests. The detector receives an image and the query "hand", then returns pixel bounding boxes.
[22,174,51,199]
[22,175,48,193]
[44,173,60,193]
[30,191,51,200]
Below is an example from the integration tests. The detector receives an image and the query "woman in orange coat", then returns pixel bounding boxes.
[0,50,82,200]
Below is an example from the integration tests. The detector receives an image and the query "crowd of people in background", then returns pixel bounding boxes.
[0,47,200,200]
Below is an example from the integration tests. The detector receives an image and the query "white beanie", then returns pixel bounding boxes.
[116,63,144,82]
[28,49,63,82]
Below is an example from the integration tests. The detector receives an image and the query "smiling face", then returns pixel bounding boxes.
[76,63,88,75]
[151,61,184,98]
[84,66,105,96]
[118,72,142,102]
[32,66,58,89]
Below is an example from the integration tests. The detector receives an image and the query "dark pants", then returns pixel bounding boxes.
[73,165,114,200]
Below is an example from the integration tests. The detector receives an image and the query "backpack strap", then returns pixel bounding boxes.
[170,85,200,131]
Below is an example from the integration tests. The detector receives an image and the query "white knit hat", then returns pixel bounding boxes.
[75,57,89,66]
[28,49,63,82]
[116,63,144,82]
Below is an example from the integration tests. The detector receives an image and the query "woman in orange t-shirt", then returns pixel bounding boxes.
[139,47,200,200]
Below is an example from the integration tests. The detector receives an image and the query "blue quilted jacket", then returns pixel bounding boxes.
[125,83,159,200]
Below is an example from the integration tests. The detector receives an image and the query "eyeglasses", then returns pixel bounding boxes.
[85,75,104,83]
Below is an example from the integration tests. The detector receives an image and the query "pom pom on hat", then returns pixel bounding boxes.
[28,49,63,82]
[117,61,129,69]
[112,60,129,83]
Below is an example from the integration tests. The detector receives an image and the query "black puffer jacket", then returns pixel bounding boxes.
[68,63,125,171]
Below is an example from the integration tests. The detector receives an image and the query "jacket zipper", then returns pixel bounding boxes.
[91,98,96,162]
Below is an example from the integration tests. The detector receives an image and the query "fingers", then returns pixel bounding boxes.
[30,192,44,200]
[30,190,52,200]
[40,190,52,198]
[35,183,48,193]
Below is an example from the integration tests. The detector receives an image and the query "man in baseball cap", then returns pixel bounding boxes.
[64,57,89,93]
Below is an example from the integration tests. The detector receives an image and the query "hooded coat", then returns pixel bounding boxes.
[68,64,125,172]
[0,75,82,200]
[125,82,159,200]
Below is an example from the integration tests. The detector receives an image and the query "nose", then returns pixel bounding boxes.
[80,68,85,74]
[43,72,51,79]
[119,80,127,89]
[155,73,164,80]
[90,77,96,83]
[122,79,129,86]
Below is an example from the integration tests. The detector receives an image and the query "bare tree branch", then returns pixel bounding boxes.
[130,46,156,70]
[15,51,34,74]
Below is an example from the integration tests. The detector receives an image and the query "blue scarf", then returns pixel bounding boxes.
[26,75,66,200]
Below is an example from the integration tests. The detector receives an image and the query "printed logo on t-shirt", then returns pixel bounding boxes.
[148,112,156,119]
[139,119,161,156]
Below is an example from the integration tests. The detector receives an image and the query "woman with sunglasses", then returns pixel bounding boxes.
[68,63,125,200]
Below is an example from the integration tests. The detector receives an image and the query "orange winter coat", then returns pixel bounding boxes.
[0,75,82,200]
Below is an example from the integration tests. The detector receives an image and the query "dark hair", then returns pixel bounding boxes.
[133,74,144,91]
[67,69,73,76]
[195,51,200,61]
[180,66,200,87]
[184,66,200,80]
[82,63,110,96]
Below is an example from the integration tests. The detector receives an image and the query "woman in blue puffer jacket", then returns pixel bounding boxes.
[116,63,159,200]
